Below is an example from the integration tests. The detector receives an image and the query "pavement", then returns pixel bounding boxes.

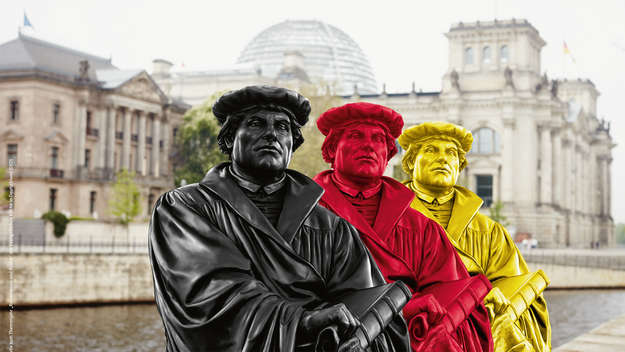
[555,314,625,351]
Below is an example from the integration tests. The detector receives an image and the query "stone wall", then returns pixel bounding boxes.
[0,253,153,306]
[528,262,625,289]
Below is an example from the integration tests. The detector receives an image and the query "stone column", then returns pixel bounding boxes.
[122,107,131,170]
[151,116,161,177]
[137,111,146,176]
[160,120,170,176]
[601,157,609,216]
[96,108,107,169]
[540,127,552,204]
[76,103,87,168]
[576,146,583,213]
[501,118,515,203]
[106,105,116,170]
[552,131,562,206]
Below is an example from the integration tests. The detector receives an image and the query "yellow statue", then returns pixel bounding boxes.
[398,122,551,352]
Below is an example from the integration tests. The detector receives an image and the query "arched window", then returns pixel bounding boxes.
[464,47,474,65]
[500,45,509,64]
[482,46,491,64]
[471,127,500,154]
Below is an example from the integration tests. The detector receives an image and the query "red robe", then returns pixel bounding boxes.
[314,171,494,352]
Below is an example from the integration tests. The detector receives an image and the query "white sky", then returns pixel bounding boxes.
[2,0,624,222]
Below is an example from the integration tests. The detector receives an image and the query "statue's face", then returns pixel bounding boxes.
[413,139,460,191]
[333,123,388,181]
[231,110,293,178]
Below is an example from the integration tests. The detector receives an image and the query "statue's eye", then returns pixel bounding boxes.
[276,122,290,132]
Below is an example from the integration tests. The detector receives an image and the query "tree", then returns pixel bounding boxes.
[109,169,141,225]
[488,200,510,227]
[288,82,342,177]
[172,92,228,186]
[0,167,8,207]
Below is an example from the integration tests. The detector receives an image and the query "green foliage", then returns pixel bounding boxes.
[288,82,342,177]
[616,223,625,244]
[488,201,510,227]
[109,169,141,225]
[42,211,70,238]
[0,167,8,205]
[68,216,95,221]
[172,92,228,186]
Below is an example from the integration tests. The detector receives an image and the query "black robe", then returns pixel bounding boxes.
[149,163,410,352]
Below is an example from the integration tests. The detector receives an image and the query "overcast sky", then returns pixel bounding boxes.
[2,0,624,222]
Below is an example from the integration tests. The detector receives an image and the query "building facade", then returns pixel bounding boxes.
[150,18,614,248]
[348,19,614,248]
[0,34,188,221]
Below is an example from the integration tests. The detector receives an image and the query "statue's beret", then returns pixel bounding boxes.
[212,85,311,127]
[398,121,473,154]
[317,102,404,138]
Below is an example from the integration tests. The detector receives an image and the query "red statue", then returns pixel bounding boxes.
[313,102,494,352]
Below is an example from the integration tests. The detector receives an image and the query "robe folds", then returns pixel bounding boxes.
[148,162,410,352]
[314,171,494,352]
[407,185,552,352]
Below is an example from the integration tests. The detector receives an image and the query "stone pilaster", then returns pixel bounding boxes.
[137,111,146,176]
[151,116,161,177]
[552,131,562,206]
[76,103,87,168]
[540,127,552,204]
[106,105,116,170]
[501,118,515,202]
[160,120,170,176]
[96,108,107,169]
[122,107,131,170]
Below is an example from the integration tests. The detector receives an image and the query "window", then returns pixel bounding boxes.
[89,191,96,214]
[7,144,17,166]
[482,46,491,64]
[86,111,92,129]
[471,127,500,154]
[464,47,474,65]
[476,175,493,207]
[49,188,57,211]
[9,100,19,120]
[500,45,509,64]
[84,149,91,168]
[53,103,60,124]
[51,146,59,169]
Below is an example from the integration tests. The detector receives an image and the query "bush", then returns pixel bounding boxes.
[42,211,70,238]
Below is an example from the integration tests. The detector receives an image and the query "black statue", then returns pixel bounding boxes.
[148,86,409,352]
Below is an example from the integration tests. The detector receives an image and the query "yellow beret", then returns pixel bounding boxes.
[398,121,473,153]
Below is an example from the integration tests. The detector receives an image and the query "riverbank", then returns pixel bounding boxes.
[555,314,625,351]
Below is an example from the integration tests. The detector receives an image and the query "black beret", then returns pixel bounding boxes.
[212,85,311,127]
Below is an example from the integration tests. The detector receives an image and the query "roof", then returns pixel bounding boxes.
[96,69,143,89]
[0,33,116,81]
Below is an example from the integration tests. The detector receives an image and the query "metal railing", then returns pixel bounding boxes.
[0,235,148,254]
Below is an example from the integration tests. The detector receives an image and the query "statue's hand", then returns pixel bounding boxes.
[404,293,447,325]
[300,304,360,341]
[484,287,510,321]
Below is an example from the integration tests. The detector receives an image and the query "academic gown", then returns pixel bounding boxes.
[314,171,493,352]
[407,184,551,352]
[148,162,410,352]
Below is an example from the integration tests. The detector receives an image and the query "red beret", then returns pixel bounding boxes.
[317,102,404,138]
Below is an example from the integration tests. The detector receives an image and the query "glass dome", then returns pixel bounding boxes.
[237,20,378,95]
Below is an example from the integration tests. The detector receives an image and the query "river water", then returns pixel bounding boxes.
[2,290,625,351]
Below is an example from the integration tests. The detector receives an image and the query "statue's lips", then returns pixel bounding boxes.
[431,167,450,173]
[355,155,376,162]
[255,145,281,153]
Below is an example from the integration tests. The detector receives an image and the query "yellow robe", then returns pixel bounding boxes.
[407,184,551,352]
